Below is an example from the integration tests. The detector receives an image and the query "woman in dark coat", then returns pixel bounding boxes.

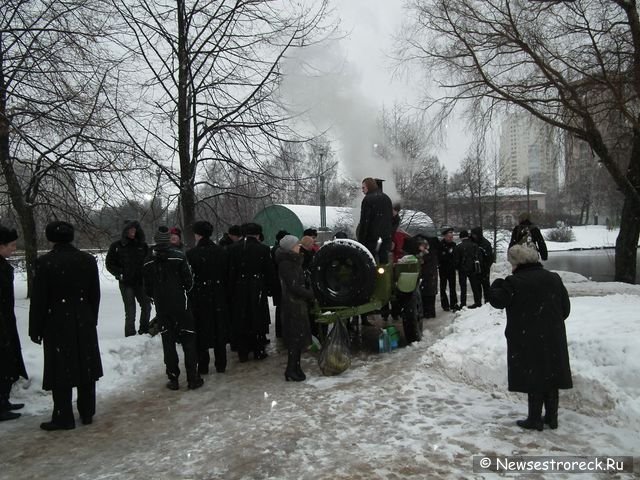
[29,221,103,430]
[489,244,572,431]
[275,235,314,382]
[0,226,28,422]
[186,221,229,375]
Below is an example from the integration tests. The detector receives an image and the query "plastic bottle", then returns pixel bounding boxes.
[383,328,391,353]
[378,329,386,353]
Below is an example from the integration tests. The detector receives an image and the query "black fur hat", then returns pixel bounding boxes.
[192,221,214,238]
[46,221,74,243]
[241,222,262,236]
[0,225,18,245]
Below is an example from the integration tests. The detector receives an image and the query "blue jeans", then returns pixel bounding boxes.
[119,282,151,336]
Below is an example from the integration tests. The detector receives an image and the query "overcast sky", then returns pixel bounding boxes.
[331,0,472,173]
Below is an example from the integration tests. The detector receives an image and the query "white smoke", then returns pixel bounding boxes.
[279,40,398,201]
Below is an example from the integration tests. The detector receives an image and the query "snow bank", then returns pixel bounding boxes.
[425,293,640,430]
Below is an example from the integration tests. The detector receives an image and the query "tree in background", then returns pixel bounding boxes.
[401,0,640,283]
[112,0,332,247]
[0,0,146,292]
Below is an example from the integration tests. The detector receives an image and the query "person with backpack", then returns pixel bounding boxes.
[508,213,548,261]
[471,227,494,304]
[454,230,483,309]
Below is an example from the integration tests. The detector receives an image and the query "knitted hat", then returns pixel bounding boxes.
[192,221,213,238]
[303,228,318,237]
[279,235,299,252]
[0,225,18,245]
[441,227,454,236]
[46,221,74,243]
[459,229,469,239]
[169,226,182,238]
[154,226,171,245]
[228,225,241,236]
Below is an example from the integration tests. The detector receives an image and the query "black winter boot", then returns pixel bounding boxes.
[0,396,21,422]
[166,375,179,391]
[543,389,559,429]
[285,349,305,382]
[517,393,544,431]
[294,349,306,381]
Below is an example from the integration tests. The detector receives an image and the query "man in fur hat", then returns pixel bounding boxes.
[29,221,103,430]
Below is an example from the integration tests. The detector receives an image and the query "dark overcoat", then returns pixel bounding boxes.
[454,238,480,275]
[227,237,276,338]
[105,220,149,286]
[357,191,393,245]
[143,244,195,332]
[29,244,102,390]
[438,239,456,275]
[489,263,572,393]
[275,249,314,350]
[0,256,28,383]
[186,238,229,348]
[471,227,494,273]
[419,239,439,296]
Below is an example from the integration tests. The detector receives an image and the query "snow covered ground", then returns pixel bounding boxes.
[543,225,622,252]
[1,247,639,479]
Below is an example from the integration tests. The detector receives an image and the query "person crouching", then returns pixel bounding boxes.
[275,235,315,382]
[488,244,572,431]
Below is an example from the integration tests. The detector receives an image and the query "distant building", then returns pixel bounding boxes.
[499,112,560,194]
[447,187,546,229]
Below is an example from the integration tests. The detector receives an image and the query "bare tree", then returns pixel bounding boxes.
[1,0,146,292]
[111,0,333,247]
[378,105,446,220]
[401,0,640,283]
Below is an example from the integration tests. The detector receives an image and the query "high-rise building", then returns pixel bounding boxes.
[499,112,559,193]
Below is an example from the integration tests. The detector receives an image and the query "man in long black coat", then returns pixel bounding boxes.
[29,221,103,430]
[357,177,393,264]
[471,227,494,304]
[489,244,572,431]
[105,220,151,336]
[0,226,28,422]
[227,223,276,362]
[454,230,483,309]
[438,228,458,311]
[186,221,229,375]
[144,226,202,391]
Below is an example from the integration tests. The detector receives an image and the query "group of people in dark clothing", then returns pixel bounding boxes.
[0,182,570,434]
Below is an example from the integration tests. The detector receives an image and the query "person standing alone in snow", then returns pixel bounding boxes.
[489,244,572,431]
[29,221,103,430]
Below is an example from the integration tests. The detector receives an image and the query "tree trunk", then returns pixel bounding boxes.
[176,0,195,248]
[614,129,640,284]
